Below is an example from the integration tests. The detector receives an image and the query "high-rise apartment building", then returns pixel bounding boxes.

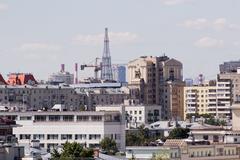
[184,80,231,119]
[128,55,184,120]
[219,60,240,73]
[218,69,240,103]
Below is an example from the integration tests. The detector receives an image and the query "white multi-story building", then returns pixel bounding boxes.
[0,110,126,151]
[184,79,231,119]
[96,101,161,128]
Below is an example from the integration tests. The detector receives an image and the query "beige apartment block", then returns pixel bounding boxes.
[128,55,184,120]
[218,71,240,103]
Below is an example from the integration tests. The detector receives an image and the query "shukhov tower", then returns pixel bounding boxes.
[101,28,113,80]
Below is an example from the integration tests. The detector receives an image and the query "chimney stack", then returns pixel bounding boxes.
[74,63,78,84]
[61,64,65,72]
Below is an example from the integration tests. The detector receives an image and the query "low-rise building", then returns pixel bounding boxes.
[0,110,126,152]
[0,118,25,160]
[126,139,240,160]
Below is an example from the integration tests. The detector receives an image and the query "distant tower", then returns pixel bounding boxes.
[101,28,113,81]
[74,63,78,84]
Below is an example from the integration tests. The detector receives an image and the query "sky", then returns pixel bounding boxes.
[0,0,240,81]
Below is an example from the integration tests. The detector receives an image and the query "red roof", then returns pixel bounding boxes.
[0,74,7,85]
[7,73,38,85]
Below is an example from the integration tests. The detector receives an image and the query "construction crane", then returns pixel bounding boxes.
[80,58,102,80]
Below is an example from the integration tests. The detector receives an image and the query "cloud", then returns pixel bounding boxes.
[180,18,240,31]
[194,37,224,48]
[19,43,61,51]
[233,41,240,47]
[160,0,194,6]
[73,32,140,45]
[180,18,209,30]
[0,3,8,11]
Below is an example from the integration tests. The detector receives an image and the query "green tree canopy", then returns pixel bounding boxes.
[99,137,118,155]
[51,142,94,160]
[168,128,189,139]
[205,118,226,126]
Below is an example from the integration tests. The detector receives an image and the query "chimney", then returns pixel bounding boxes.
[74,63,78,84]
[61,64,65,72]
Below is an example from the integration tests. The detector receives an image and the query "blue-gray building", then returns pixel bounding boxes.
[112,65,126,83]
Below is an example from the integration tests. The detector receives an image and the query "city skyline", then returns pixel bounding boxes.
[0,0,240,80]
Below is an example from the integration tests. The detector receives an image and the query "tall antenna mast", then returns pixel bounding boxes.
[101,28,113,80]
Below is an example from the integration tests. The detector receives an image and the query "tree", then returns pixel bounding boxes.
[126,124,163,146]
[168,128,189,139]
[100,137,118,155]
[51,142,93,160]
[152,152,170,160]
[126,124,154,146]
[205,118,226,126]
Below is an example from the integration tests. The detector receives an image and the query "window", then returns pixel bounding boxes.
[20,134,31,140]
[154,110,159,116]
[139,111,142,114]
[213,135,219,142]
[77,116,89,121]
[49,115,60,121]
[20,116,32,120]
[63,115,74,121]
[91,116,102,121]
[35,115,46,122]
[203,135,209,140]
[89,134,101,140]
[61,134,72,140]
[33,134,45,140]
[47,134,58,140]
[134,111,137,114]
[75,134,87,140]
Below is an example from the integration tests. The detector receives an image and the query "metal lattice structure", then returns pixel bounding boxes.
[101,28,113,80]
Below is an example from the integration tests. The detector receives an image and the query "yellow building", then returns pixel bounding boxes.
[184,80,231,119]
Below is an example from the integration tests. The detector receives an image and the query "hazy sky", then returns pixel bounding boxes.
[0,0,240,80]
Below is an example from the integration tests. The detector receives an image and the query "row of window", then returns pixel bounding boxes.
[190,149,235,157]
[33,115,104,122]
[20,134,102,140]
